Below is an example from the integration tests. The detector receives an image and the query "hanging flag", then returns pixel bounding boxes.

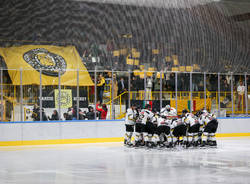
[0,45,94,86]
[142,100,152,109]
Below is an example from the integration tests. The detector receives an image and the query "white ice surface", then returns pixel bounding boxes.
[0,138,250,184]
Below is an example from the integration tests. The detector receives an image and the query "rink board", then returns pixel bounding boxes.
[0,118,250,146]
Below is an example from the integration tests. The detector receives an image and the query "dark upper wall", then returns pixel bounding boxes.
[0,0,249,73]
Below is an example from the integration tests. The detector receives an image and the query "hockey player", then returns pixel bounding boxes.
[182,109,200,148]
[134,106,144,147]
[199,110,218,147]
[195,110,205,144]
[150,111,161,148]
[160,105,178,120]
[124,104,137,146]
[140,104,155,148]
[171,118,187,148]
[156,115,172,147]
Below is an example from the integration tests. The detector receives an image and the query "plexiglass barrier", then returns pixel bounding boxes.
[0,68,249,122]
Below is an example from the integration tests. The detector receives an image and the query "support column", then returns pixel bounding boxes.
[94,67,97,119]
[39,69,42,121]
[128,70,131,108]
[111,69,115,119]
[175,72,178,113]
[204,72,206,110]
[58,70,61,120]
[190,72,192,113]
[245,73,248,115]
[218,73,220,117]
[160,71,163,110]
[0,68,3,121]
[20,69,23,121]
[231,73,234,117]
[77,69,79,120]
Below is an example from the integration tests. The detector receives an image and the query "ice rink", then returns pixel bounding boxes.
[1,138,250,184]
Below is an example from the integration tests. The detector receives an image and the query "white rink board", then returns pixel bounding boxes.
[0,118,250,142]
[0,120,124,141]
[217,118,250,133]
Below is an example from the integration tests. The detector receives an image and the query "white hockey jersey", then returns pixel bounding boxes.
[140,109,154,125]
[171,118,184,129]
[182,113,199,127]
[160,107,177,119]
[199,113,216,127]
[125,108,137,125]
[157,116,172,127]
[151,115,158,125]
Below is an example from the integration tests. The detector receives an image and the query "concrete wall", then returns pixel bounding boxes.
[0,118,250,145]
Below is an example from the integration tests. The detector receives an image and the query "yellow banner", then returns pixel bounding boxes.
[54,89,72,108]
[179,66,186,72]
[152,49,159,54]
[139,65,145,70]
[172,67,179,72]
[113,50,120,57]
[132,51,140,58]
[173,59,179,66]
[186,66,193,72]
[165,56,171,62]
[0,45,94,86]
[156,72,164,78]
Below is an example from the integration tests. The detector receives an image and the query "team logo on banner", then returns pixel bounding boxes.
[23,48,67,77]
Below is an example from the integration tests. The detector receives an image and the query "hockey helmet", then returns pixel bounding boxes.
[182,109,188,114]
[195,110,202,117]
[202,109,208,114]
[131,103,137,109]
[165,105,171,111]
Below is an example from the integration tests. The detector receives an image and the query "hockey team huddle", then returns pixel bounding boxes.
[124,104,219,149]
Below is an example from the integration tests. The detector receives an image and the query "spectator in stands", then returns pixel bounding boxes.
[72,105,86,120]
[89,76,95,103]
[138,76,144,94]
[49,110,59,121]
[153,76,161,100]
[111,74,118,99]
[210,74,217,91]
[67,107,73,120]
[237,80,246,111]
[118,77,128,104]
[31,105,47,121]
[146,76,153,100]
[97,74,105,104]
[96,101,108,120]
[178,76,185,91]
[63,112,72,120]
[32,104,39,121]
[118,77,127,96]
[131,76,138,100]
[220,79,231,107]
[169,73,175,91]
[79,109,86,120]
[36,108,48,121]
[86,106,95,120]
[221,79,230,92]
[198,79,204,91]
[192,75,199,91]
